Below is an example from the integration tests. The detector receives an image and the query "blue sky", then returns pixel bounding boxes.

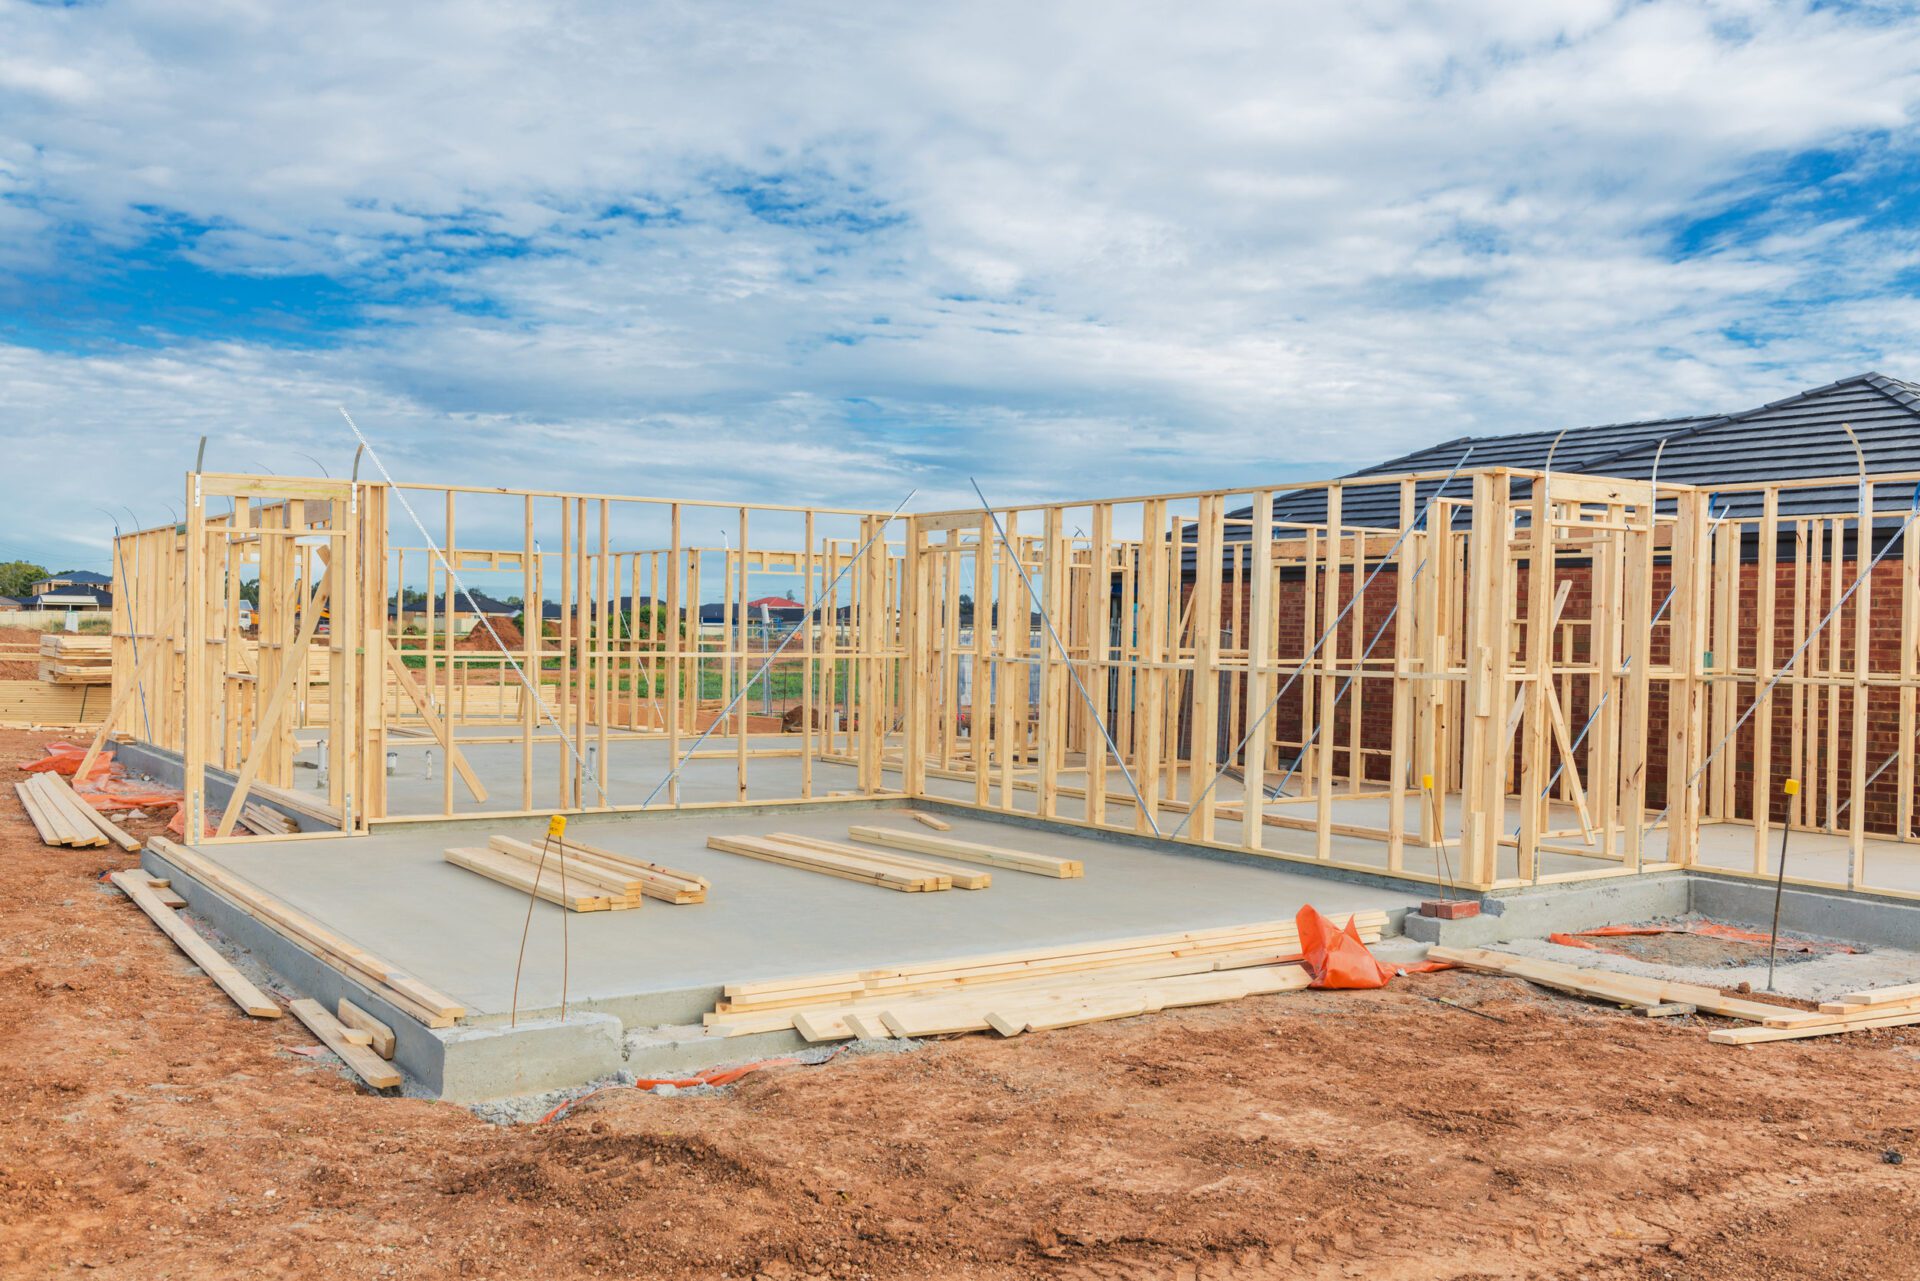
[3,0,1919,571]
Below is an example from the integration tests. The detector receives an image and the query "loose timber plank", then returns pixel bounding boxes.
[108,870,282,1018]
[722,914,1384,1004]
[1426,946,1818,1024]
[289,998,403,1088]
[769,832,991,890]
[845,825,1083,878]
[149,837,465,1027]
[1710,1007,1920,1045]
[336,998,398,1059]
[1831,982,1920,1008]
[705,834,947,891]
[910,812,953,831]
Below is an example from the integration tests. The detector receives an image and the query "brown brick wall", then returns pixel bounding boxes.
[1203,557,1916,837]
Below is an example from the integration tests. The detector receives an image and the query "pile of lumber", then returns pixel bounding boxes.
[238,804,298,837]
[150,836,465,1028]
[0,680,103,728]
[543,833,707,904]
[846,824,1083,877]
[444,834,708,911]
[706,912,1388,1039]
[707,832,990,891]
[15,772,140,851]
[37,634,111,685]
[1424,945,1913,1043]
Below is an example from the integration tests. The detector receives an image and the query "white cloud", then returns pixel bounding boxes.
[1,0,1919,569]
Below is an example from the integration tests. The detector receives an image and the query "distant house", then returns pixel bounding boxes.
[29,570,111,595]
[0,596,22,611]
[24,586,112,612]
[392,591,521,628]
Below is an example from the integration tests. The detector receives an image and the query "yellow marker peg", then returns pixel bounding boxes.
[547,814,568,839]
[1421,774,1435,791]
[1783,779,1799,797]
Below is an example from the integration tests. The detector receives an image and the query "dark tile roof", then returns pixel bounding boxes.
[25,588,112,608]
[1220,372,1920,543]
[45,570,112,586]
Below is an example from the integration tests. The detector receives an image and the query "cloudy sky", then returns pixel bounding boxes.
[3,0,1919,572]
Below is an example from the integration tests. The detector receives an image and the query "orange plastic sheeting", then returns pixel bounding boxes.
[18,743,114,779]
[1400,960,1458,974]
[75,780,182,812]
[167,807,222,840]
[1549,921,1856,955]
[1295,904,1395,989]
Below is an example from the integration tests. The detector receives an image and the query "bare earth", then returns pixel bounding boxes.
[2,728,1917,1280]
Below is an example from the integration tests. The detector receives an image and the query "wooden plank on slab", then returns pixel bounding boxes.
[108,870,281,1018]
[910,812,953,831]
[542,835,708,903]
[289,998,403,1088]
[845,824,1083,878]
[768,832,991,890]
[443,847,615,911]
[705,834,946,891]
[149,838,465,1028]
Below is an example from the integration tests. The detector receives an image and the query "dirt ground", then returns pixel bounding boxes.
[0,626,47,679]
[3,726,1918,1281]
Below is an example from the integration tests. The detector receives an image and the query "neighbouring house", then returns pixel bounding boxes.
[393,591,521,631]
[1181,370,1920,830]
[23,586,112,612]
[27,570,111,596]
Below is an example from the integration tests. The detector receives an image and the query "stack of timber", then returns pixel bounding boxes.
[37,634,112,685]
[444,841,636,912]
[706,832,990,891]
[846,824,1083,878]
[0,680,104,727]
[527,833,708,904]
[1425,946,1848,1037]
[238,805,296,837]
[107,869,282,1019]
[14,772,140,850]
[238,804,297,837]
[148,836,465,1028]
[706,912,1388,1039]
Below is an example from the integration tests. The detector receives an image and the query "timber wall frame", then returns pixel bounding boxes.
[106,464,1920,903]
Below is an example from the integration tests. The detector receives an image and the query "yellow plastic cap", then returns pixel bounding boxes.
[547,814,569,838]
[1421,774,1434,790]
[1783,779,1800,797]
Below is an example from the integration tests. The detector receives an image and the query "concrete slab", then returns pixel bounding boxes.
[185,802,1416,1024]
[157,800,1421,1099]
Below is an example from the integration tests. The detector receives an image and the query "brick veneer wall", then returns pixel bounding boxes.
[1201,556,1916,839]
